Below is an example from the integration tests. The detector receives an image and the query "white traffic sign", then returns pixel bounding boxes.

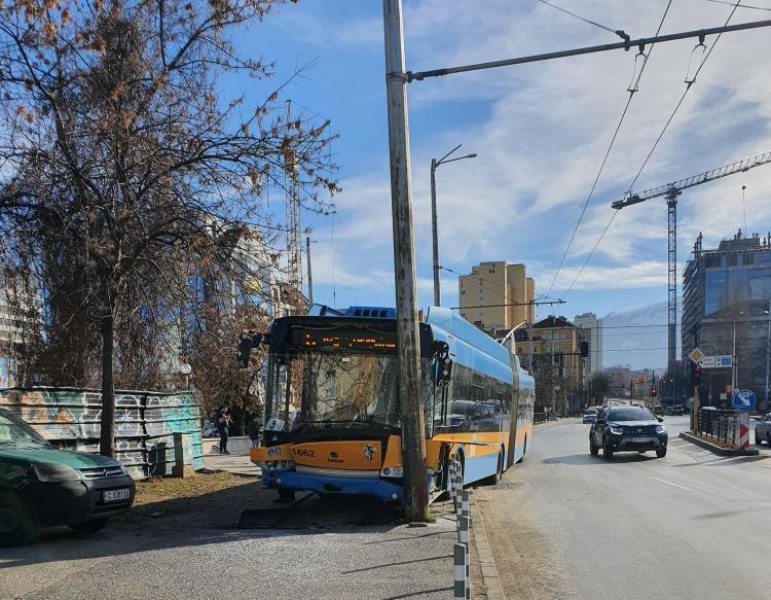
[689,348,705,364]
[698,356,716,368]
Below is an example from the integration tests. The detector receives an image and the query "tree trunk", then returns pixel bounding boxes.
[99,312,116,457]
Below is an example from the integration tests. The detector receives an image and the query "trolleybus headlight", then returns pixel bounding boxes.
[263,460,295,471]
[381,466,403,478]
[610,426,623,435]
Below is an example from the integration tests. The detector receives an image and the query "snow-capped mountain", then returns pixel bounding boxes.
[600,299,678,371]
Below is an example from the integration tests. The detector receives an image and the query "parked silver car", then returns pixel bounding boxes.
[755,412,771,445]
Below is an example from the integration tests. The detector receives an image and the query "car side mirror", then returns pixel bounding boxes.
[657,417,664,423]
[596,418,605,425]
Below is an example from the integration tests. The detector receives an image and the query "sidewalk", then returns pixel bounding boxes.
[202,448,261,477]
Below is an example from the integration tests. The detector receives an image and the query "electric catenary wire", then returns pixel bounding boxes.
[533,0,631,40]
[546,1,673,298]
[563,3,741,299]
[626,1,742,193]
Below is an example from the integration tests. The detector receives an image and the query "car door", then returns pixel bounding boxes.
[758,413,771,437]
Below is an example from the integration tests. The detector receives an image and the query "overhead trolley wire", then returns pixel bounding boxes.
[533,0,631,41]
[545,1,674,298]
[626,1,743,192]
[562,2,741,299]
[704,0,771,11]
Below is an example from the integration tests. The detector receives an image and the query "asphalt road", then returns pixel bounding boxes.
[476,416,771,600]
[0,483,457,600]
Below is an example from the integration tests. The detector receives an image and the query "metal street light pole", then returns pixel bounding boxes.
[430,145,476,306]
[732,311,743,396]
[765,300,771,409]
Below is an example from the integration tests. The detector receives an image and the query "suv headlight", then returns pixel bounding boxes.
[656,425,667,433]
[610,426,624,435]
[33,462,81,482]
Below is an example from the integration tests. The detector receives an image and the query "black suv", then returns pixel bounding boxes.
[589,405,667,459]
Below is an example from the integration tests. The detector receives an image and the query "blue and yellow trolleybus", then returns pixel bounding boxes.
[251,305,534,502]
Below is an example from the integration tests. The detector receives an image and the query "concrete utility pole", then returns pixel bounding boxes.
[382,0,428,522]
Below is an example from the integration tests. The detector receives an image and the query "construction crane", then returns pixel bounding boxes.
[284,101,302,315]
[612,150,771,403]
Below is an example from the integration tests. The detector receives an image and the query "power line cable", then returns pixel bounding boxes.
[533,0,631,40]
[545,1,674,297]
[560,5,741,330]
[704,0,771,10]
[626,1,742,192]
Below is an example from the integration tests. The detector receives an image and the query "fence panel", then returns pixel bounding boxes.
[0,386,203,479]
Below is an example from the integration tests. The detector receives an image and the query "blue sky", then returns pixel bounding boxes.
[233,0,771,334]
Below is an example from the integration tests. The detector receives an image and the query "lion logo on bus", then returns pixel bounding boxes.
[363,444,377,461]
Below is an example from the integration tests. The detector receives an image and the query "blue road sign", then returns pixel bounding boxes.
[733,389,756,412]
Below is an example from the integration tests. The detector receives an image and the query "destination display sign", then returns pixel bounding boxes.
[292,328,397,353]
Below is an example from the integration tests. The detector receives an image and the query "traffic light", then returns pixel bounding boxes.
[237,335,252,368]
[691,363,702,386]
[650,384,657,398]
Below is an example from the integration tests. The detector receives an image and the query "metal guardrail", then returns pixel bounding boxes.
[698,408,739,446]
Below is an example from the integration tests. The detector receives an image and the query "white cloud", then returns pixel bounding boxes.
[278,0,771,318]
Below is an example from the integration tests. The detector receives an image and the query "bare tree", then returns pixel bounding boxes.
[0,0,337,456]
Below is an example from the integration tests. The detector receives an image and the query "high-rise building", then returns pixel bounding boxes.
[682,229,771,408]
[458,261,535,331]
[574,312,603,378]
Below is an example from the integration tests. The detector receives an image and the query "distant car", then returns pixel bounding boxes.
[202,421,218,437]
[589,405,668,459]
[755,412,771,445]
[669,405,686,416]
[582,407,599,424]
[0,407,135,546]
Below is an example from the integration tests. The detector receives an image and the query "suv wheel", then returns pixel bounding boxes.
[603,439,614,460]
[589,438,599,456]
[756,431,763,445]
[656,447,667,458]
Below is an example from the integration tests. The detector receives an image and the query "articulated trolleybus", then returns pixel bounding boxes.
[251,305,534,502]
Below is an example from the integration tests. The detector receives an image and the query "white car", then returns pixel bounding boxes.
[755,413,771,445]
[202,421,219,437]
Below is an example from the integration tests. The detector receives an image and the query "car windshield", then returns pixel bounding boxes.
[0,411,48,444]
[607,407,656,422]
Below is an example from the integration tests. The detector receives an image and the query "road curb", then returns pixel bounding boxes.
[679,431,760,456]
[470,489,505,600]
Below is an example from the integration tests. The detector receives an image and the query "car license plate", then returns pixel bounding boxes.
[630,437,650,444]
[103,488,131,503]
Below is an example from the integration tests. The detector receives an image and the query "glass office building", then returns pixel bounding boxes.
[682,230,771,408]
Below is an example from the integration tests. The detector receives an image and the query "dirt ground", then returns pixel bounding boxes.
[474,485,565,600]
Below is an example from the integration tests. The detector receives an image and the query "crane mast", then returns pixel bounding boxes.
[612,150,771,405]
[285,101,302,315]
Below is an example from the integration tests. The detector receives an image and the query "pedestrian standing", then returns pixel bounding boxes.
[217,405,231,454]
[246,415,260,448]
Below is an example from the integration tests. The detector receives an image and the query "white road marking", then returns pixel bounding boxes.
[651,477,694,492]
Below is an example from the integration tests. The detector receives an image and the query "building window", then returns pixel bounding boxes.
[461,290,466,296]
[705,255,721,268]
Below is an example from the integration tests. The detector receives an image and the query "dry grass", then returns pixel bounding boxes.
[133,471,251,506]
